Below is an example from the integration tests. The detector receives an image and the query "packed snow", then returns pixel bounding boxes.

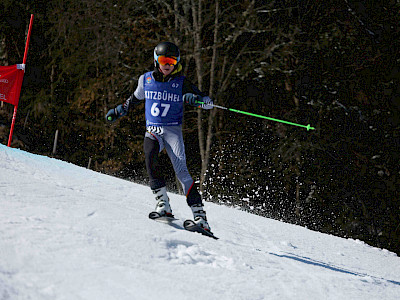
[1,144,399,300]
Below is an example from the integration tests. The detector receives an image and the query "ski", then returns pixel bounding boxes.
[149,213,218,239]
[148,212,178,223]
[183,219,218,240]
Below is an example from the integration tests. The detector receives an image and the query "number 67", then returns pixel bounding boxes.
[151,103,170,117]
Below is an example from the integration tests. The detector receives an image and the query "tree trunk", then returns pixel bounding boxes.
[191,0,206,190]
[200,0,219,192]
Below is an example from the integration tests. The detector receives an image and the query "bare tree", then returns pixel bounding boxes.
[140,1,277,192]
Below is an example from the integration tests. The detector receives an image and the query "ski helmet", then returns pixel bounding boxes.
[154,42,180,67]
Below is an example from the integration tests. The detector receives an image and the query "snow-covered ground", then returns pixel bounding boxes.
[1,144,399,300]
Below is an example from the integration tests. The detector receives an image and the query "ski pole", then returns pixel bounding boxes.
[198,102,316,131]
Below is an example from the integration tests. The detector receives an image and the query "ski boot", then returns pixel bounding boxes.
[153,186,173,218]
[190,203,211,232]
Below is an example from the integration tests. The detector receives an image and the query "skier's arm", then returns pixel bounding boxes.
[122,74,146,111]
[106,75,145,123]
[182,78,213,110]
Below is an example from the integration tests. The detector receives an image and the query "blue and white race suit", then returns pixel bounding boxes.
[124,69,212,203]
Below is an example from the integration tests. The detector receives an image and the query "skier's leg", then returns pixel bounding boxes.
[164,127,210,230]
[144,134,172,216]
[144,135,165,190]
[162,126,198,200]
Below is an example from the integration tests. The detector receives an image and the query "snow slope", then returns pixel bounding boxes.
[1,144,399,300]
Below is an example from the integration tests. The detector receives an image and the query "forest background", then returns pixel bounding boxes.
[1,0,399,255]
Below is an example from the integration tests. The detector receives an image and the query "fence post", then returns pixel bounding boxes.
[52,129,58,155]
[87,157,92,169]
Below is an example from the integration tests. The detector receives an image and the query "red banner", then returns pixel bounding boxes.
[0,65,24,106]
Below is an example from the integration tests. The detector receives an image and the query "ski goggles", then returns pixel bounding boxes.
[156,55,179,66]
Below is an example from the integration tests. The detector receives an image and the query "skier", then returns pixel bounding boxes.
[106,41,214,233]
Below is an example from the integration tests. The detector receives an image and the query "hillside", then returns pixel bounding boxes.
[1,144,399,300]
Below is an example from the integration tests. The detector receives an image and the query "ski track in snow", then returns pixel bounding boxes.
[1,144,400,300]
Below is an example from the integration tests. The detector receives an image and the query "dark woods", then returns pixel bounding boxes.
[1,1,399,254]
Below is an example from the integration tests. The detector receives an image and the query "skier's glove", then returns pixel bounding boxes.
[184,93,213,109]
[106,104,127,123]
[184,93,202,107]
[199,96,213,110]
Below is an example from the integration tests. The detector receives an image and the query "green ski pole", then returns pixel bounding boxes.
[198,102,315,131]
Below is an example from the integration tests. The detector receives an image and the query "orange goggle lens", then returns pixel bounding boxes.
[157,56,178,66]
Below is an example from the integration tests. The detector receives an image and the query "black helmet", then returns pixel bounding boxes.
[154,42,180,65]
